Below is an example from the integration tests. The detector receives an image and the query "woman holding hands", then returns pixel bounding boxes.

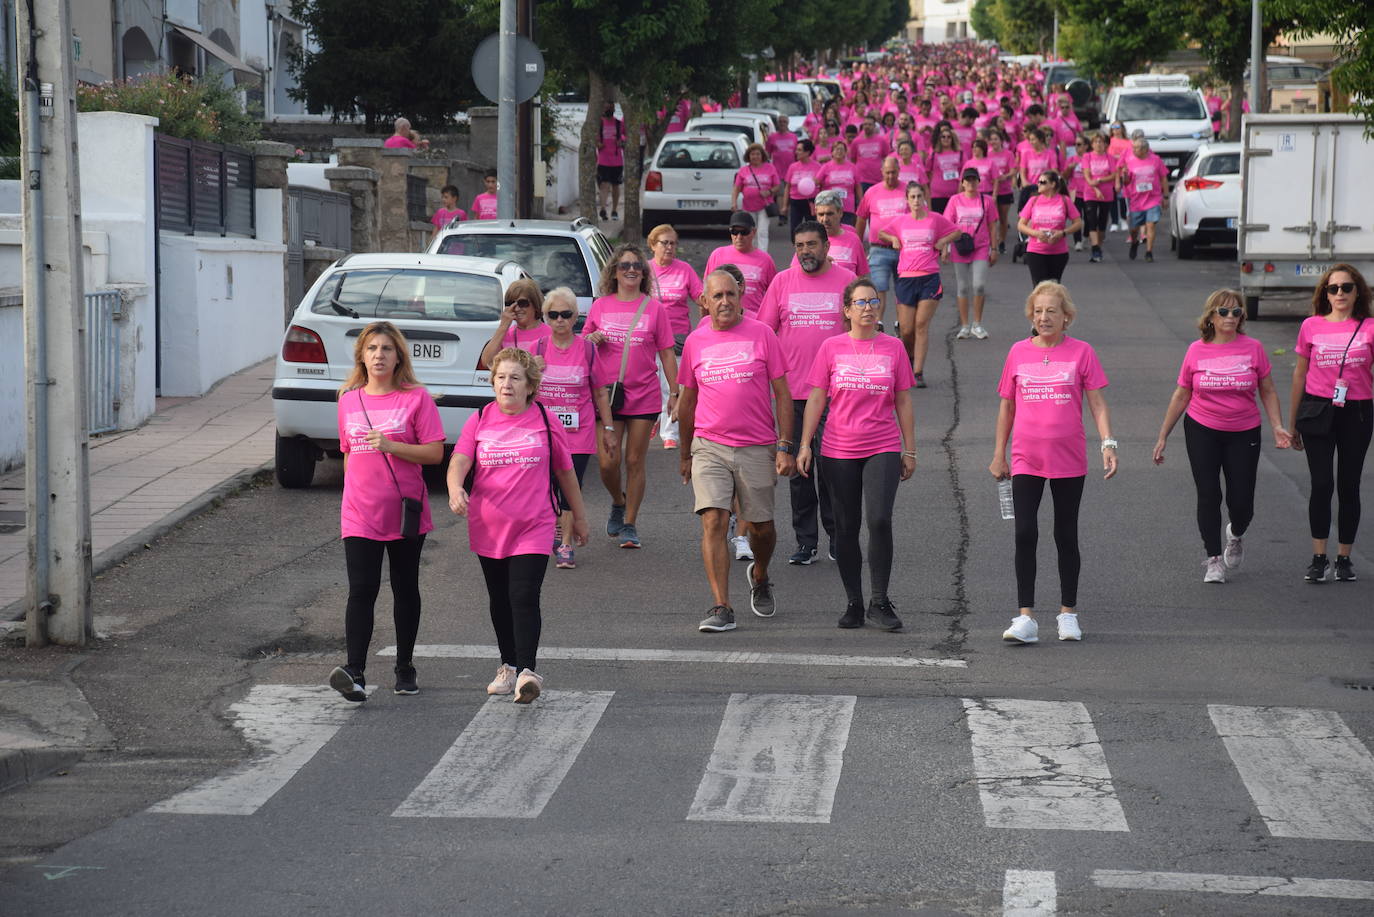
[1152,290,1291,583]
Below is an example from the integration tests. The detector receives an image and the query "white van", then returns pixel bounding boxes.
[1103,77,1212,172]
[755,81,813,129]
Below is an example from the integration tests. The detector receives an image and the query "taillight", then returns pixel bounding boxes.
[1241,262,1253,274]
[1264,262,1275,273]
[282,325,326,363]
[1182,177,1224,192]
[645,170,663,192]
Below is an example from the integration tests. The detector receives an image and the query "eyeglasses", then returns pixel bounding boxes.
[545,310,576,321]
[850,297,882,309]
[506,297,533,308]
[1037,178,1052,185]
[728,227,752,236]
[616,261,644,273]
[1214,307,1244,318]
[1326,281,1356,295]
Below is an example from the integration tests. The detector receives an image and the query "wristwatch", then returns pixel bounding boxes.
[776,442,796,455]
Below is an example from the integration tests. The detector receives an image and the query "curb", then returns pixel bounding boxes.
[0,746,82,794]
[4,462,274,623]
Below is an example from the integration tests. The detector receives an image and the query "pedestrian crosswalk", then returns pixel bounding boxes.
[148,684,1374,846]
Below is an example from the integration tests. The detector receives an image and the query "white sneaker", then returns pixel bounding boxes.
[1056,612,1082,641]
[956,325,971,340]
[1002,614,1039,644]
[1109,222,1120,232]
[733,535,754,560]
[487,663,517,695]
[514,668,544,704]
[1074,240,1084,252]
[1223,524,1243,569]
[970,323,988,340]
[1203,555,1227,583]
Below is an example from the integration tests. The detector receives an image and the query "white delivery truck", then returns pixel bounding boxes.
[1238,113,1374,318]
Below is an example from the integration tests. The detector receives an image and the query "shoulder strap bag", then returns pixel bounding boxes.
[749,165,781,219]
[462,402,562,520]
[356,390,422,539]
[954,194,987,256]
[607,295,650,413]
[1295,318,1366,437]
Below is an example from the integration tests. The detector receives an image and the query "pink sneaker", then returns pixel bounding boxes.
[514,668,544,704]
[486,664,517,695]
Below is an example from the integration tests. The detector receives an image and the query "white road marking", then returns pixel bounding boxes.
[1208,704,1374,841]
[687,693,856,823]
[383,643,966,668]
[149,684,367,815]
[1003,870,1057,916]
[1093,870,1374,900]
[963,698,1128,832]
[393,690,613,819]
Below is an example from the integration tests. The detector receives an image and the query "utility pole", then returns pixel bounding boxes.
[18,0,93,647]
[496,0,516,219]
[516,0,533,219]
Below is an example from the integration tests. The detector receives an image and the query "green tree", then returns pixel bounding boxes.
[970,0,1000,46]
[288,0,482,131]
[1269,0,1374,130]
[1058,0,1181,83]
[1181,0,1283,139]
[981,0,1056,55]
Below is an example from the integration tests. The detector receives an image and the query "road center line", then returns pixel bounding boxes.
[383,643,966,668]
[1208,704,1374,841]
[1093,870,1374,900]
[963,698,1129,832]
[1003,869,1057,916]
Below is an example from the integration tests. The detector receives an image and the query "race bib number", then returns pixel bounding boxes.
[942,170,958,181]
[554,409,579,431]
[1135,181,1153,193]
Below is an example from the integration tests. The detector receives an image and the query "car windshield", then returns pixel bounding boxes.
[657,139,741,170]
[310,269,502,321]
[1199,153,1240,177]
[757,93,809,118]
[435,234,592,297]
[691,122,753,142]
[1118,93,1207,121]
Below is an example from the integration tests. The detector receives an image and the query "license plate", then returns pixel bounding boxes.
[411,341,448,362]
[1225,218,1236,229]
[677,199,715,209]
[1296,262,1331,277]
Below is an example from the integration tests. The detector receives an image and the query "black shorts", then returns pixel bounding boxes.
[997,192,1014,205]
[611,411,658,423]
[597,165,624,186]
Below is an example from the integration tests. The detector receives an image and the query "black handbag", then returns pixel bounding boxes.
[953,194,987,256]
[356,391,422,539]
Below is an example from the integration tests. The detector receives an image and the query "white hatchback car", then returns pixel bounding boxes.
[1168,141,1242,258]
[641,132,749,228]
[272,252,527,487]
[684,112,773,147]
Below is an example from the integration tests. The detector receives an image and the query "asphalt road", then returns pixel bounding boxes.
[1,230,1371,917]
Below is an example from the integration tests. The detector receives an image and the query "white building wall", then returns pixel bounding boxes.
[922,0,976,43]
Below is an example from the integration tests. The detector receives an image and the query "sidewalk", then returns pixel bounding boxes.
[0,358,277,619]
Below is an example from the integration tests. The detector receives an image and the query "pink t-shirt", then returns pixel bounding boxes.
[431,207,466,230]
[944,193,998,262]
[856,183,910,244]
[337,387,445,540]
[1177,336,1272,432]
[929,150,963,198]
[1080,152,1117,203]
[704,244,777,316]
[471,193,498,220]
[766,132,798,175]
[383,135,416,149]
[851,133,888,184]
[1120,152,1168,211]
[1019,194,1080,255]
[502,323,553,353]
[997,336,1109,478]
[897,158,927,185]
[735,163,782,213]
[962,155,997,190]
[1296,316,1374,400]
[597,117,624,167]
[788,226,869,276]
[1018,146,1059,184]
[650,258,704,336]
[678,316,787,447]
[807,333,915,459]
[534,336,599,454]
[584,295,674,416]
[815,160,860,212]
[757,264,857,399]
[989,149,1017,194]
[889,211,959,276]
[456,404,573,558]
[785,160,821,200]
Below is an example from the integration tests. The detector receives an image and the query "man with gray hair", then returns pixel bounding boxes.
[383,117,428,150]
[803,190,869,278]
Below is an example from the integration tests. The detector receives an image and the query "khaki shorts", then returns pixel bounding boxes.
[691,437,776,523]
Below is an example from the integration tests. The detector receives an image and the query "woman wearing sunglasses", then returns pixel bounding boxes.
[480,278,549,368]
[1288,265,1374,583]
[1152,290,1291,583]
[583,244,677,549]
[797,277,917,631]
[1017,171,1081,287]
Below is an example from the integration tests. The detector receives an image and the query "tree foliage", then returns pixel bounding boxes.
[75,72,260,143]
[972,0,1055,55]
[1269,0,1374,130]
[1058,0,1180,83]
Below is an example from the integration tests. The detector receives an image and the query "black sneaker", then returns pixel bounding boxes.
[329,665,367,702]
[1334,556,1357,581]
[1129,239,1139,260]
[837,601,864,629]
[788,546,818,565]
[866,598,903,631]
[914,372,927,389]
[393,664,419,696]
[1305,554,1329,583]
[599,208,608,220]
[1145,250,1154,263]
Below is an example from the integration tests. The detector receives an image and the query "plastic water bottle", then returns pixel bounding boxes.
[997,478,1015,520]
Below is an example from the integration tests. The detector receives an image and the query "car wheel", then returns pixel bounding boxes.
[275,434,318,489]
[1177,237,1194,259]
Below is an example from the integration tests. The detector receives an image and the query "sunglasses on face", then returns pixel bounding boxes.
[1326,282,1356,295]
[616,261,644,273]
[1037,178,1052,185]
[507,297,533,308]
[546,309,576,320]
[728,227,752,235]
[1214,307,1244,318]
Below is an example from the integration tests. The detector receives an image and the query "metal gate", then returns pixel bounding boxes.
[85,291,122,434]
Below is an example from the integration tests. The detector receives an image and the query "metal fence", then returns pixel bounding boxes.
[85,291,122,434]
[286,187,353,310]
[155,135,255,237]
[406,173,429,223]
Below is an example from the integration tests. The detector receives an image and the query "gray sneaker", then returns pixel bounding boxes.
[606,503,626,537]
[746,561,776,618]
[865,598,903,631]
[698,605,736,632]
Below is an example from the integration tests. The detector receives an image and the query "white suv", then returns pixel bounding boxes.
[1104,75,1212,173]
[272,252,527,488]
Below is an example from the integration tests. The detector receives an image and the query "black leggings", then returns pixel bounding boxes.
[1303,398,1373,544]
[1024,251,1069,286]
[344,535,426,672]
[824,452,901,605]
[478,553,549,672]
[1073,197,1085,242]
[1184,416,1260,557]
[1012,474,1085,610]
